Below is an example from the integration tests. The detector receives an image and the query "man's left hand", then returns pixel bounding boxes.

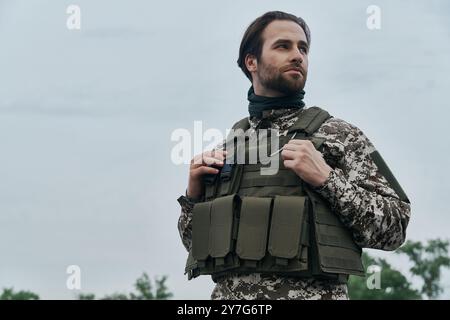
[281,139,332,188]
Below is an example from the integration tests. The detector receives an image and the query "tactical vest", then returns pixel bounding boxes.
[184,107,366,283]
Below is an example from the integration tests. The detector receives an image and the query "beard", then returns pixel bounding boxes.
[257,59,307,95]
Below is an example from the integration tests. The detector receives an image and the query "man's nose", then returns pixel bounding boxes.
[289,48,303,64]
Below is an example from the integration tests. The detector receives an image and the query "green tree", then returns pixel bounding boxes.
[77,293,96,300]
[348,238,450,300]
[77,272,173,300]
[0,288,39,300]
[348,252,421,300]
[154,275,173,300]
[397,239,450,299]
[100,293,130,300]
[129,273,173,300]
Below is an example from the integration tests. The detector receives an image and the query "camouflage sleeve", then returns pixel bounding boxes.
[177,195,196,252]
[313,118,411,251]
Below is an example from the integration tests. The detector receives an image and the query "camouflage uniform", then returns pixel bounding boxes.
[177,107,411,300]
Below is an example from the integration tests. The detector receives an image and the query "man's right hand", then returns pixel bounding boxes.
[186,149,227,199]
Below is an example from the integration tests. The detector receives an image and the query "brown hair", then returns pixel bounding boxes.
[237,11,311,81]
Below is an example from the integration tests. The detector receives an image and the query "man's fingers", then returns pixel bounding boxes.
[191,152,226,165]
[286,139,313,146]
[202,156,225,166]
[192,165,221,177]
[192,156,224,166]
[283,159,296,169]
[282,143,303,151]
[281,149,296,160]
[204,149,228,159]
[191,154,206,165]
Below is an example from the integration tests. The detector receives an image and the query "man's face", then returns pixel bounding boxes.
[251,20,309,96]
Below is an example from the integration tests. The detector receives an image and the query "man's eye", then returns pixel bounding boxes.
[277,44,288,49]
[300,47,308,54]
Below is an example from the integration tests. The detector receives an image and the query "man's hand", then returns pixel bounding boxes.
[281,139,332,188]
[186,149,227,199]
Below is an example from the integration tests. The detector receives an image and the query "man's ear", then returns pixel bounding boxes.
[245,54,257,73]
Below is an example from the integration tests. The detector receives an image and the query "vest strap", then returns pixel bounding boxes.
[288,107,332,135]
[370,150,410,203]
[231,116,251,131]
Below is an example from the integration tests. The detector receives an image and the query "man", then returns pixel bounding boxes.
[177,11,411,300]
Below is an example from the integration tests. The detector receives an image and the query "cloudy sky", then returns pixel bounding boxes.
[0,0,449,299]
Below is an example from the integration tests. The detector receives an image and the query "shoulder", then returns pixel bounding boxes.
[310,108,375,153]
[231,116,250,130]
[311,108,358,138]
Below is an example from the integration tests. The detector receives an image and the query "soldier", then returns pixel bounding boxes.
[177,11,411,300]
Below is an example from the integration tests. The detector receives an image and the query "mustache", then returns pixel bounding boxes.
[279,63,304,74]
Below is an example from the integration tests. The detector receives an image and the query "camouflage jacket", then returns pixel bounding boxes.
[177,107,411,300]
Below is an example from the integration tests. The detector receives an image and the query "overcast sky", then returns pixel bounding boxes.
[0,0,449,299]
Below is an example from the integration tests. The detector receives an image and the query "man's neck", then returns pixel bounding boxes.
[252,82,284,98]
